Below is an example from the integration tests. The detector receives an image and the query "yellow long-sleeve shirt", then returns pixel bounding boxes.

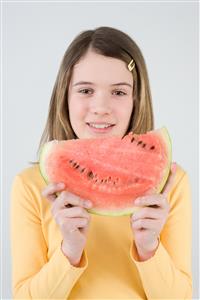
[10,164,192,299]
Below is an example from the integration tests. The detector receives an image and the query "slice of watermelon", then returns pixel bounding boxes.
[39,127,172,216]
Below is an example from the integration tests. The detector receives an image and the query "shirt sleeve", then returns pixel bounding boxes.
[10,175,88,299]
[130,171,192,299]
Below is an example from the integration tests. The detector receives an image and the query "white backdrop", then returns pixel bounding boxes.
[2,1,199,299]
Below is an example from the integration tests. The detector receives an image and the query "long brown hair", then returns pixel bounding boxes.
[37,26,154,159]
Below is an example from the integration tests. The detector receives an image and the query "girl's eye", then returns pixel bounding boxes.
[78,89,127,96]
[113,90,127,96]
[78,89,93,95]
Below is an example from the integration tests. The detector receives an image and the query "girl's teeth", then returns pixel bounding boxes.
[89,123,112,129]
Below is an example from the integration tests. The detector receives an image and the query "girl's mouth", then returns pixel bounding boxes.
[86,123,115,133]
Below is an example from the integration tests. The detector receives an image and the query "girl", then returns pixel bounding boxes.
[10,26,192,299]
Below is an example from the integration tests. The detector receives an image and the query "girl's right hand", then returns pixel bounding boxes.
[42,182,93,266]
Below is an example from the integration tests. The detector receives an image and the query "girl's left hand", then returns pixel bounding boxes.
[130,163,177,261]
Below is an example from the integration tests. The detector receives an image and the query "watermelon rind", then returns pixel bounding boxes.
[154,127,172,193]
[87,206,141,217]
[39,141,56,183]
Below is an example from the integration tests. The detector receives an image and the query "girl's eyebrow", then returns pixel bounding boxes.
[73,81,132,88]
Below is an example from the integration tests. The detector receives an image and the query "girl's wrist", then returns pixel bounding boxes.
[135,238,159,261]
[61,240,82,266]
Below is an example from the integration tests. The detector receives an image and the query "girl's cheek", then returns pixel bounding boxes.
[70,98,87,112]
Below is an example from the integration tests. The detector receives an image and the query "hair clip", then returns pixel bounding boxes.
[128,59,135,72]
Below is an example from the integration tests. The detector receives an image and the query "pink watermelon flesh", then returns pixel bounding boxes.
[39,127,172,216]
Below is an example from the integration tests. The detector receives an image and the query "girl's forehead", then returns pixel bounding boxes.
[71,51,133,85]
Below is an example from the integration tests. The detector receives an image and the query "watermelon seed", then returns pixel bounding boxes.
[137,141,143,145]
[142,143,146,148]
[87,171,94,179]
[75,164,79,169]
[69,160,73,163]
[150,146,155,150]
[81,168,85,173]
[131,137,135,143]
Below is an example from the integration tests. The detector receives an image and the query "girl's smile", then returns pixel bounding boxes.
[86,122,115,134]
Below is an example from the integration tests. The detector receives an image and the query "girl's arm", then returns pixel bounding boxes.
[130,167,192,299]
[10,175,88,299]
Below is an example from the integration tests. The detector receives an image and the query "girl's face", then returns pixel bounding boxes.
[68,50,134,139]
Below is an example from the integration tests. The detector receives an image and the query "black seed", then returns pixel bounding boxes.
[131,137,135,143]
[142,143,146,148]
[105,179,107,183]
[137,141,143,145]
[101,179,104,183]
[150,146,155,150]
[81,168,85,173]
[69,159,73,163]
[87,171,94,179]
[73,162,77,167]
[75,164,79,169]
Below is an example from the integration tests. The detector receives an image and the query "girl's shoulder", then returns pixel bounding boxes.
[175,162,186,174]
[16,163,41,179]
[169,163,191,203]
[174,163,189,184]
[13,163,45,191]
[11,164,47,214]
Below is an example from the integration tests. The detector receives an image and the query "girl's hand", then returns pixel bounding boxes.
[42,183,93,266]
[130,163,177,261]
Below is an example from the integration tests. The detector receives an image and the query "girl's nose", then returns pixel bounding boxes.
[89,94,112,115]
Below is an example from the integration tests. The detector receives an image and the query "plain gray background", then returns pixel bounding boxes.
[2,1,199,299]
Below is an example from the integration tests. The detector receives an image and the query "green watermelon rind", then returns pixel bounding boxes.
[87,206,141,217]
[39,141,55,184]
[154,127,172,194]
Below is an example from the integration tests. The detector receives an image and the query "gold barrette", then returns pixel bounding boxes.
[128,59,135,72]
